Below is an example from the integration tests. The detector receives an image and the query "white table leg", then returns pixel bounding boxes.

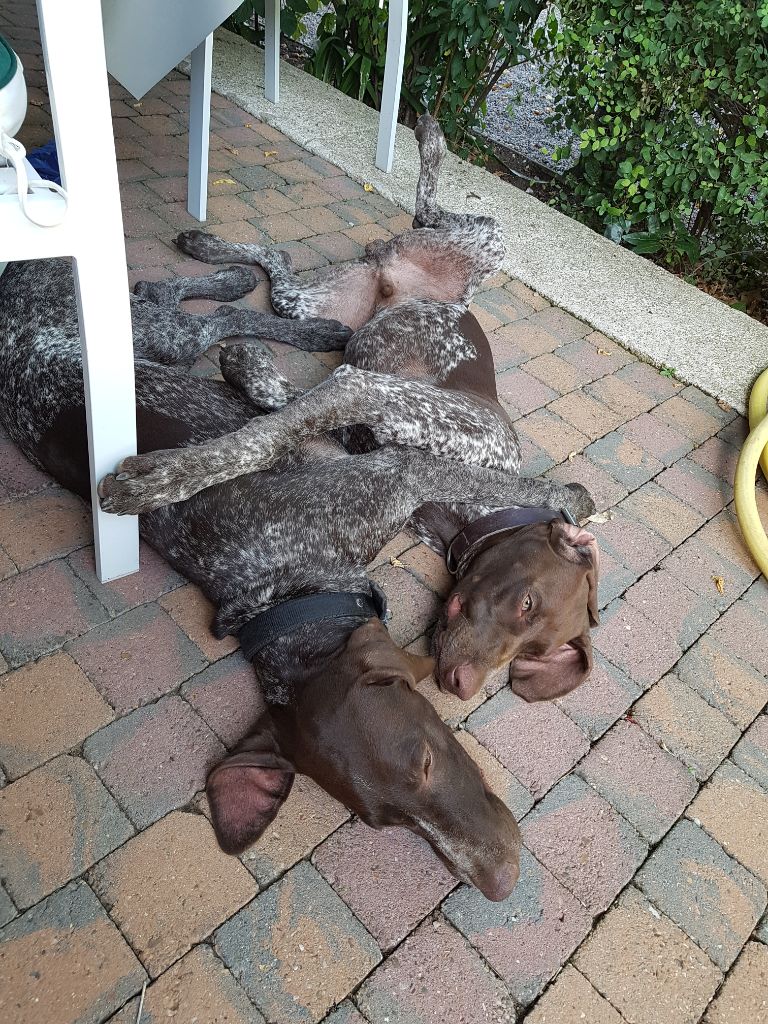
[375,0,408,172]
[264,0,280,103]
[37,0,139,581]
[188,32,213,221]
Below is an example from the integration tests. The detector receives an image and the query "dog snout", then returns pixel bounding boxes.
[441,663,482,701]
[478,856,520,902]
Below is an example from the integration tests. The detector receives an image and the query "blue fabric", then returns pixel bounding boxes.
[27,140,61,186]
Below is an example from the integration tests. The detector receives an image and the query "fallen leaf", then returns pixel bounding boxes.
[213,178,238,185]
[585,510,614,524]
[363,182,376,193]
[264,150,278,157]
[226,147,239,156]
[717,399,732,412]
[244,122,253,128]
[567,451,577,462]
[132,101,142,108]
[389,556,405,568]
[597,347,613,356]
[712,575,725,595]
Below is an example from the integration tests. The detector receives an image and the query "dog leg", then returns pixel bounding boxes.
[175,230,380,329]
[202,306,353,352]
[218,343,301,411]
[98,365,584,515]
[133,266,257,305]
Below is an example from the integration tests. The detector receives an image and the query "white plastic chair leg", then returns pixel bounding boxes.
[188,32,213,220]
[375,0,407,172]
[36,0,139,581]
[264,0,280,103]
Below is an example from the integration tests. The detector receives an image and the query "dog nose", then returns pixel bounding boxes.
[444,663,481,700]
[479,858,520,902]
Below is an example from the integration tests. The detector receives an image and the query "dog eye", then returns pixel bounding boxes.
[521,594,533,612]
[424,749,433,778]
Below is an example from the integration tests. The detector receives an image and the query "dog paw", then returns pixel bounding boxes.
[291,318,353,352]
[565,482,597,521]
[175,229,217,261]
[98,450,200,514]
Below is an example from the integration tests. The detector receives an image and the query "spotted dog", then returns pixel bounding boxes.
[101,114,600,704]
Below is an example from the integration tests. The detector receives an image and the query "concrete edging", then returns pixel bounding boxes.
[190,29,768,414]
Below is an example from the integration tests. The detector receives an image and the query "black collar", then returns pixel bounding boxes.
[239,588,388,661]
[446,505,578,577]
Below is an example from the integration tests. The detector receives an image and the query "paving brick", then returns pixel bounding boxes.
[67,602,206,713]
[107,944,264,1024]
[345,222,393,246]
[522,774,647,912]
[0,652,112,779]
[0,755,133,908]
[574,886,722,1024]
[636,819,766,969]
[558,336,635,381]
[689,435,739,486]
[414,668,489,728]
[585,375,656,418]
[0,884,16,927]
[656,459,730,518]
[688,762,768,885]
[584,432,664,490]
[467,689,589,799]
[493,322,561,358]
[0,881,146,1024]
[592,509,672,575]
[246,187,298,216]
[548,390,626,440]
[444,848,592,1007]
[397,542,453,596]
[634,674,739,780]
[556,654,641,739]
[357,916,516,1024]
[181,652,264,748]
[0,488,90,569]
[504,277,550,312]
[124,236,176,267]
[0,560,107,668]
[546,453,629,512]
[524,352,592,394]
[620,412,694,466]
[528,306,591,342]
[652,395,724,444]
[516,409,590,464]
[517,429,557,476]
[617,362,681,403]
[742,576,768,617]
[215,219,270,245]
[369,562,440,645]
[455,730,534,819]
[292,205,350,235]
[731,715,768,788]
[597,548,639,612]
[0,546,16,581]
[676,634,768,730]
[235,774,349,886]
[708,599,768,677]
[215,860,380,1023]
[703,941,768,1024]
[314,820,456,950]
[474,286,527,325]
[624,568,718,648]
[618,481,706,546]
[661,534,754,613]
[698,508,761,581]
[91,811,257,977]
[306,231,366,261]
[593,600,682,688]
[577,719,697,842]
[159,582,238,661]
[496,367,558,416]
[718,414,749,448]
[524,964,626,1024]
[0,438,54,496]
[68,540,185,616]
[84,694,224,827]
[487,328,531,370]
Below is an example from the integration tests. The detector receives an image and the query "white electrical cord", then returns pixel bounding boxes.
[0,130,68,227]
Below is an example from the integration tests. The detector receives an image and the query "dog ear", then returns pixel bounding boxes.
[508,631,593,702]
[206,717,295,855]
[555,522,600,627]
[345,619,435,688]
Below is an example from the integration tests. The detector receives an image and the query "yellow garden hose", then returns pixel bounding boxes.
[735,366,768,578]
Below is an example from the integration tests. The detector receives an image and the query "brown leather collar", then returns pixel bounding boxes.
[445,506,577,577]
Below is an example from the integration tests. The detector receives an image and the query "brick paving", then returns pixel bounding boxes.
[1,3,768,1022]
